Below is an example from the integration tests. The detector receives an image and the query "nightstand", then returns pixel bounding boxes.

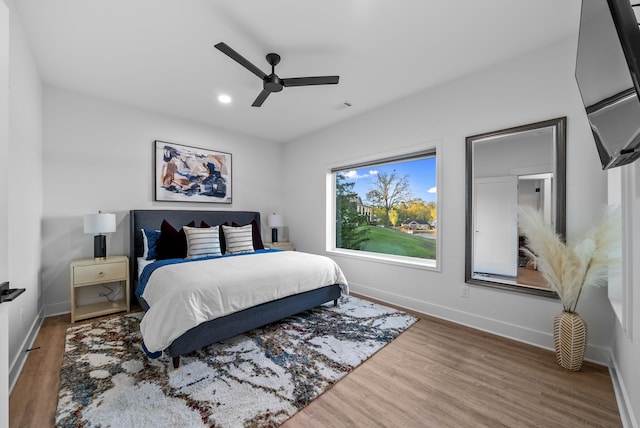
[70,256,130,322]
[264,241,295,251]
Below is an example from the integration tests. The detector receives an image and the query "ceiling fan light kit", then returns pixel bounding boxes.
[214,42,340,107]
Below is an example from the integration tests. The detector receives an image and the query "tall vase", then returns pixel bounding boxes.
[553,311,588,371]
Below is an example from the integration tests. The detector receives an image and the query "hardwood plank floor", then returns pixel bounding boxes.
[10,297,621,427]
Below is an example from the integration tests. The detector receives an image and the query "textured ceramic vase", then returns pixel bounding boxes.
[553,311,588,371]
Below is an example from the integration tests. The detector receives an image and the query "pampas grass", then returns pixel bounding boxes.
[517,206,620,312]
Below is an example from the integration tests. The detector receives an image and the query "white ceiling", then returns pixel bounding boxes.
[15,0,579,143]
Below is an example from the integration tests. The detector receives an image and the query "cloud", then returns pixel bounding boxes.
[340,170,377,180]
[340,170,359,179]
[427,186,437,194]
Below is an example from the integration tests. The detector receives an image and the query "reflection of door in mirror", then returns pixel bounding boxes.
[474,176,518,277]
[465,117,566,297]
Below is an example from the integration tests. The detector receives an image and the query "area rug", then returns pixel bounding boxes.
[55,296,417,427]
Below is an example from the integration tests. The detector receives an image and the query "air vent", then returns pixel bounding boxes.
[334,101,352,111]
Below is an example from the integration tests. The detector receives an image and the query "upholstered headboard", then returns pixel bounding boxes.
[129,209,261,300]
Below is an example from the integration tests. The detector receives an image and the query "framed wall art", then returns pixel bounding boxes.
[154,140,232,203]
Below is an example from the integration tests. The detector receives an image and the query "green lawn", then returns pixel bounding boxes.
[356,225,436,259]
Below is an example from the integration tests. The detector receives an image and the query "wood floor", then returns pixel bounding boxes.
[10,296,621,428]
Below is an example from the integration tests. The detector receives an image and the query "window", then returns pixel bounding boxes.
[607,166,633,337]
[329,148,438,268]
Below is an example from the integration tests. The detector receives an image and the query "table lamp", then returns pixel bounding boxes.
[267,213,284,243]
[84,212,116,260]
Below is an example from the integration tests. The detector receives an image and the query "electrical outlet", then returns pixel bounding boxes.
[461,285,470,298]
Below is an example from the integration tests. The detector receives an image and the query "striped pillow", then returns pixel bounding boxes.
[183,226,222,258]
[222,224,255,254]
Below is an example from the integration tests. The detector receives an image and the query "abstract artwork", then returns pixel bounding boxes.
[154,140,232,203]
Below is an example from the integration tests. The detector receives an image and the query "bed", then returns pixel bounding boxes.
[129,209,346,368]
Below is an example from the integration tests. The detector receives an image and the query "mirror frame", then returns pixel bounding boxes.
[464,117,567,297]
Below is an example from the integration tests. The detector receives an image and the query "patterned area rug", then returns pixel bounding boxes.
[55,296,417,427]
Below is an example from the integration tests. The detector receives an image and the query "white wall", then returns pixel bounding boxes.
[283,38,615,363]
[474,131,553,178]
[42,87,284,315]
[1,1,10,423]
[4,0,43,394]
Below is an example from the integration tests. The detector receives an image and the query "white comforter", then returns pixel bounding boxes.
[140,251,349,353]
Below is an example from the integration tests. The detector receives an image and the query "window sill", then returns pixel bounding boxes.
[326,248,439,272]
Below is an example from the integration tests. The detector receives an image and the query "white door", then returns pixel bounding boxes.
[474,176,518,276]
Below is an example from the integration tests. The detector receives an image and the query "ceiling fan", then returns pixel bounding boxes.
[214,42,340,107]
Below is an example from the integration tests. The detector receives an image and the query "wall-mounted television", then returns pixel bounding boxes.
[575,0,640,169]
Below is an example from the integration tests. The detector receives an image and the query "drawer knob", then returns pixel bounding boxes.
[98,271,104,277]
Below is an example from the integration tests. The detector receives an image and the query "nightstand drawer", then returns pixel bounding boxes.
[265,241,295,251]
[73,261,127,285]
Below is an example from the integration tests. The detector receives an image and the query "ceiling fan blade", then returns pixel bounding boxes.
[214,42,267,80]
[282,76,340,87]
[252,89,271,107]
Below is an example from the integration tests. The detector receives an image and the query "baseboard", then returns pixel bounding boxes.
[609,352,638,428]
[350,282,611,366]
[44,300,70,318]
[9,306,44,393]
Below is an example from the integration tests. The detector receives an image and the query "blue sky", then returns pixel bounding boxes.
[340,157,437,203]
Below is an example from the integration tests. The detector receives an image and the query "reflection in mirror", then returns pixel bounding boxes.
[465,117,566,297]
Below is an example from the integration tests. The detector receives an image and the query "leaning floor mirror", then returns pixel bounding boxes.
[465,117,566,297]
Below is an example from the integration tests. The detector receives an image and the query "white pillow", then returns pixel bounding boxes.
[183,226,222,258]
[222,224,255,254]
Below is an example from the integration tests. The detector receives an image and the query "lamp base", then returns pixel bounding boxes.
[94,235,107,261]
[271,228,278,243]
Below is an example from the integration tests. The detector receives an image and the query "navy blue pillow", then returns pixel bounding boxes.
[141,228,161,260]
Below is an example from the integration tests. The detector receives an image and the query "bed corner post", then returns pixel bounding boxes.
[172,356,180,369]
[334,299,338,306]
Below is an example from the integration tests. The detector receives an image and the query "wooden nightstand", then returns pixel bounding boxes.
[70,256,130,323]
[264,241,295,251]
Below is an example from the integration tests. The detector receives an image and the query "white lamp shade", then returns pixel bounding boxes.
[83,213,116,234]
[267,214,284,228]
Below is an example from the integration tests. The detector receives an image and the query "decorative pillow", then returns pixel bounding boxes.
[183,225,222,258]
[156,219,195,260]
[200,220,229,252]
[230,220,264,250]
[222,224,255,254]
[141,228,161,260]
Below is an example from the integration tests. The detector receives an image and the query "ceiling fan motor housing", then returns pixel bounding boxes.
[265,74,284,92]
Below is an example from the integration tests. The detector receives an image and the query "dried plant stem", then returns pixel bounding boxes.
[517,206,620,312]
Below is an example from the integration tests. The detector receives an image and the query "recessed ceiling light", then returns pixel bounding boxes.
[218,94,232,104]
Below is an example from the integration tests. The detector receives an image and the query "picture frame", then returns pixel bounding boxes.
[154,140,232,203]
